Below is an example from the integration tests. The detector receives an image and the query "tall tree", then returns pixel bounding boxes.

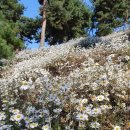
[0,0,24,59]
[0,0,41,58]
[0,13,23,59]
[91,0,130,36]
[38,0,49,47]
[38,0,91,46]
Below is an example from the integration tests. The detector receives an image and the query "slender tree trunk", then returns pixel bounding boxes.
[123,9,129,31]
[126,9,128,23]
[39,0,47,48]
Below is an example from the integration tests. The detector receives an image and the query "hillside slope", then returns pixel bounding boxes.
[0,32,130,129]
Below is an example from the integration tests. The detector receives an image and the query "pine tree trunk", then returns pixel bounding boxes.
[39,0,47,48]
[123,9,129,30]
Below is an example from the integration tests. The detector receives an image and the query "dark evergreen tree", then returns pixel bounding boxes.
[91,0,130,36]
[19,16,41,43]
[0,13,23,59]
[0,0,24,22]
[0,0,40,58]
[38,0,91,45]
[0,0,24,59]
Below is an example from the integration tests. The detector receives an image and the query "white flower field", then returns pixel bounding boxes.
[0,32,130,130]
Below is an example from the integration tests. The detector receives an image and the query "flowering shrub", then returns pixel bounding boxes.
[0,32,130,129]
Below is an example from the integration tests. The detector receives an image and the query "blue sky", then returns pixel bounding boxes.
[20,0,92,18]
[20,0,40,18]
[20,0,92,49]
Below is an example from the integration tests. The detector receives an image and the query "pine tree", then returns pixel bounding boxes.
[38,0,49,47]
[0,0,40,58]
[38,0,91,45]
[0,0,24,22]
[91,0,130,36]
[19,16,41,43]
[0,13,23,59]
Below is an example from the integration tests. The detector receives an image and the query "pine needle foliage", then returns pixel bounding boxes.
[0,0,24,59]
[39,0,92,45]
[91,0,130,36]
[0,13,23,59]
[0,0,40,59]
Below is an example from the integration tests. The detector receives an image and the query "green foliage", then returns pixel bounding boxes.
[0,0,24,22]
[39,0,91,45]
[0,39,13,59]
[0,0,25,59]
[0,0,40,59]
[0,13,23,59]
[19,16,41,43]
[91,0,130,36]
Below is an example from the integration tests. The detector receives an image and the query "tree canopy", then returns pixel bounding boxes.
[91,0,130,36]
[0,0,24,59]
[0,0,40,59]
[38,0,91,45]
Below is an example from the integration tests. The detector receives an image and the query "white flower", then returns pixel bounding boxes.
[24,117,30,124]
[121,103,126,108]
[99,79,109,86]
[20,85,29,90]
[43,109,49,115]
[91,82,99,90]
[11,109,20,114]
[29,122,38,128]
[0,125,12,129]
[84,107,92,115]
[91,108,101,116]
[10,100,17,105]
[84,108,92,116]
[79,121,86,128]
[76,113,88,121]
[26,106,36,114]
[81,99,88,104]
[90,95,97,101]
[100,105,108,110]
[53,108,62,113]
[55,98,61,105]
[10,115,15,121]
[90,121,100,128]
[13,113,24,122]
[124,55,130,60]
[88,104,93,108]
[96,95,105,101]
[114,126,121,130]
[105,97,110,101]
[42,124,50,130]
[0,112,6,121]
